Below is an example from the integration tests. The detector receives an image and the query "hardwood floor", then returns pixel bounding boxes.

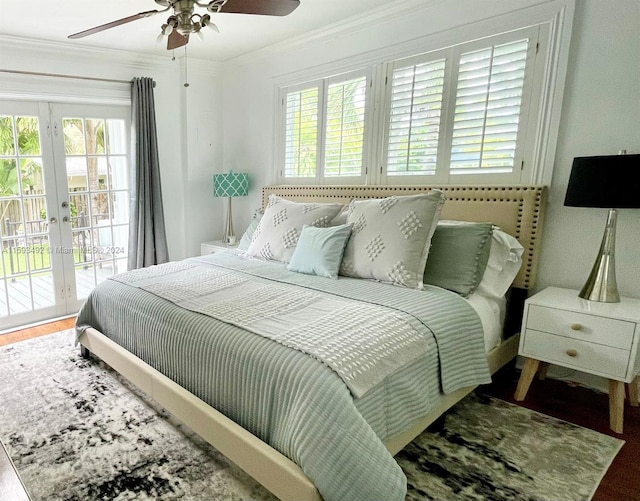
[0,317,75,347]
[1,322,638,500]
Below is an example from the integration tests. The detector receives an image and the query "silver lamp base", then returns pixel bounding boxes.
[579,209,620,303]
[223,197,236,246]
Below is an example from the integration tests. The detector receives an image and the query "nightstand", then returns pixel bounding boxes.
[514,287,640,433]
[201,240,238,256]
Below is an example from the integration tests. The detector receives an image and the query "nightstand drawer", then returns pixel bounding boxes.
[523,329,630,379]
[526,305,635,350]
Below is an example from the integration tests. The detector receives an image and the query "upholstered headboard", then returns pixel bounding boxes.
[262,185,547,290]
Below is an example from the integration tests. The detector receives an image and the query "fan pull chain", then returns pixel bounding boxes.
[184,46,190,88]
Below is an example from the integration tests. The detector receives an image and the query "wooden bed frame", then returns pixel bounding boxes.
[78,184,547,501]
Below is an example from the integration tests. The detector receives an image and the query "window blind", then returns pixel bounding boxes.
[450,39,529,174]
[386,59,446,176]
[284,86,319,178]
[324,76,367,177]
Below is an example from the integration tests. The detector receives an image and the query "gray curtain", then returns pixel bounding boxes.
[128,77,169,269]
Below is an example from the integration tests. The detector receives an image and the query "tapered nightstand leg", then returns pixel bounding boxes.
[628,376,639,407]
[514,358,540,401]
[609,380,625,434]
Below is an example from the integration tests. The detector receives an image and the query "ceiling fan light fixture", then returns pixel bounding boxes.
[206,0,228,13]
[161,22,174,35]
[68,0,300,49]
[200,14,219,32]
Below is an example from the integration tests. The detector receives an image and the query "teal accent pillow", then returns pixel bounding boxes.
[287,224,353,279]
[423,221,493,297]
[238,218,261,251]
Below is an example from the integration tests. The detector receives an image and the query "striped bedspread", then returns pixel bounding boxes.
[76,251,490,501]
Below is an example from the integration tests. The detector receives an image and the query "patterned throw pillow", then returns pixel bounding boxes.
[246,195,343,263]
[340,191,445,288]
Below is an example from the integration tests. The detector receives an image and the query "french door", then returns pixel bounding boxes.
[0,101,130,331]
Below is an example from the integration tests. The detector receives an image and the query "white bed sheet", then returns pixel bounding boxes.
[465,292,506,352]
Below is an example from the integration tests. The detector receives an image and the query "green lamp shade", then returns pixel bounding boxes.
[213,171,249,197]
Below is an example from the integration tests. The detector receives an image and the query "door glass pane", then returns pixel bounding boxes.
[5,276,33,314]
[1,199,24,233]
[0,116,16,155]
[0,159,19,195]
[69,194,90,229]
[115,259,127,274]
[30,271,55,309]
[23,197,47,235]
[91,194,109,227]
[67,157,88,191]
[16,117,41,155]
[20,158,45,195]
[72,229,91,265]
[107,119,126,154]
[110,191,129,224]
[112,226,128,258]
[63,118,86,155]
[26,235,51,273]
[87,157,103,192]
[74,264,95,299]
[109,156,128,190]
[86,119,105,155]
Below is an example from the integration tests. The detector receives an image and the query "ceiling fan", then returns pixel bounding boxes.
[68,0,301,50]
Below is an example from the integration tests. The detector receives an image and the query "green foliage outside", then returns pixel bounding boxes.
[1,243,85,279]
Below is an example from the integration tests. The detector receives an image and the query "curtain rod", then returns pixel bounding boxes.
[0,69,155,87]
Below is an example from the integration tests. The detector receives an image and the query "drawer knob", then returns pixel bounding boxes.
[566,349,578,357]
[570,323,583,331]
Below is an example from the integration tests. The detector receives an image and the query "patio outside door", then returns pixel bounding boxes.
[0,101,130,331]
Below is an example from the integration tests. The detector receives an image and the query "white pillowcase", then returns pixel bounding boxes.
[246,195,343,263]
[475,228,524,298]
[339,191,445,288]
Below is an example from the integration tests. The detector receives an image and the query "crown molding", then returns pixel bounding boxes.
[0,34,222,74]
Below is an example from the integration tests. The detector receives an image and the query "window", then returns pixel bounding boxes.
[278,25,546,185]
[284,85,319,178]
[449,39,529,176]
[281,71,368,183]
[324,76,367,177]
[386,57,446,177]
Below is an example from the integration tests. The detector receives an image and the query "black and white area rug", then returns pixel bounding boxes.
[0,331,624,501]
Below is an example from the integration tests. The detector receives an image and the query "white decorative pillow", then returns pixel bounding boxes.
[246,195,343,263]
[340,191,445,288]
[475,227,524,298]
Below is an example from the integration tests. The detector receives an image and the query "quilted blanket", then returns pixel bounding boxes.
[76,251,490,501]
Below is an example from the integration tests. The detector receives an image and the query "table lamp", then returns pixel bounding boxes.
[213,171,249,245]
[564,153,640,302]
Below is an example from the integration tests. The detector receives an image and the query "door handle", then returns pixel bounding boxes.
[49,217,57,224]
[62,216,69,223]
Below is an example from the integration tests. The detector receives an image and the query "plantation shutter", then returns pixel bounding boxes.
[324,76,367,177]
[450,39,529,175]
[386,59,446,176]
[284,85,319,178]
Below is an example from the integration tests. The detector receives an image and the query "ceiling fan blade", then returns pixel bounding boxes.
[217,0,300,16]
[68,10,162,39]
[167,31,189,50]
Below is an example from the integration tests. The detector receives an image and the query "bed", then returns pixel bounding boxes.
[76,185,546,501]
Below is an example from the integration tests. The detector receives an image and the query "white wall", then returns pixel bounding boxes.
[0,36,223,261]
[220,0,640,300]
[2,0,637,289]
[536,0,640,299]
